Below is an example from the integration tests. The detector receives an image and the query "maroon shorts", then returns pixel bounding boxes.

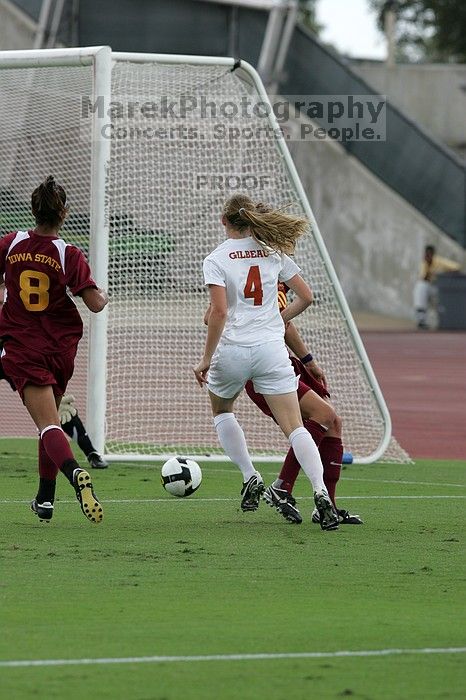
[1,339,76,401]
[245,356,330,420]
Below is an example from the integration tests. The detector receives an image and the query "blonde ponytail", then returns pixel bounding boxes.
[223,193,308,254]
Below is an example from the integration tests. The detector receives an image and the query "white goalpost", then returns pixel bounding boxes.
[0,46,410,464]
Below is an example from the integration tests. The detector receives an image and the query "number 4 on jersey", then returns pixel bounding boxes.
[243,265,263,306]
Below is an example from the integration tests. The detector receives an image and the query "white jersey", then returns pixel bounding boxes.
[203,236,301,346]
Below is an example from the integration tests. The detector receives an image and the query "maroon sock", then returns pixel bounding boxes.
[41,426,77,482]
[278,421,327,493]
[278,447,301,493]
[38,438,59,480]
[319,436,343,507]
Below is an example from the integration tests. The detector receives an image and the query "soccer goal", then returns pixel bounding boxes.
[0,46,409,464]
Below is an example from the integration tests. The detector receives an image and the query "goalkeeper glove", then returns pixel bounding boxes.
[59,394,77,425]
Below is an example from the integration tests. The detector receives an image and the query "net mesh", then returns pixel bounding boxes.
[0,55,410,464]
[0,63,92,439]
[105,60,409,463]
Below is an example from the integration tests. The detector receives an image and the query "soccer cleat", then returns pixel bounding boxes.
[87,451,108,469]
[263,485,302,524]
[73,469,103,523]
[240,472,265,512]
[313,490,339,531]
[311,507,321,524]
[311,507,363,525]
[337,509,363,525]
[31,499,54,522]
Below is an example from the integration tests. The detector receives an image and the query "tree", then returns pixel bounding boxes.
[298,0,321,35]
[369,0,466,62]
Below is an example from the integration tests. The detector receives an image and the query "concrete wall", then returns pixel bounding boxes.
[0,0,36,49]
[288,129,466,319]
[352,62,466,154]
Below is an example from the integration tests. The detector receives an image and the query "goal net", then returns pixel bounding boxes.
[0,47,410,464]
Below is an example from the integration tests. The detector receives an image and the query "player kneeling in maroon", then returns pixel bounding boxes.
[246,318,363,526]
[0,175,108,523]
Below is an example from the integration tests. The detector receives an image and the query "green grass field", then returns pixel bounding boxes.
[1,438,465,699]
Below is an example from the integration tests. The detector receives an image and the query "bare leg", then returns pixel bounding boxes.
[23,384,61,431]
[262,391,303,438]
[299,390,336,429]
[208,390,239,417]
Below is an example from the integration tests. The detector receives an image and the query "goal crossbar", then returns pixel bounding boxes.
[0,46,106,67]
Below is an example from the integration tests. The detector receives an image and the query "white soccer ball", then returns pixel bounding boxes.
[161,457,202,498]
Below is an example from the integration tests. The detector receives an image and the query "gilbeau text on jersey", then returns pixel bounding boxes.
[229,249,269,260]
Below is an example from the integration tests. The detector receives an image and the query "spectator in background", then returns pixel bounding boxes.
[414,245,461,329]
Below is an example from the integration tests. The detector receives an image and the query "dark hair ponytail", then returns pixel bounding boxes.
[31,175,68,228]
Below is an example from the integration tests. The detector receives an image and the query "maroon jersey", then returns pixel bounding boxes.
[0,230,96,354]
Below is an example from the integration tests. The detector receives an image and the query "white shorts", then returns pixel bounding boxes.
[207,339,298,399]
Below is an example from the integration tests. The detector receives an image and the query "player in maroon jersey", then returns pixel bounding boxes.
[0,175,108,523]
[245,283,363,525]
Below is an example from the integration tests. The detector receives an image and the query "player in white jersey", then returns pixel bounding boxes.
[194,194,338,530]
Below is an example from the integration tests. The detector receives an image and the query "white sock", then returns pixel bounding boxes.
[289,426,326,492]
[213,413,256,482]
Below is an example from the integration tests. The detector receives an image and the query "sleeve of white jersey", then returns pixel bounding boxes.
[279,254,301,282]
[203,257,226,287]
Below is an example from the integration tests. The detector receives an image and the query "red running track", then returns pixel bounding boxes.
[1,329,464,462]
[361,332,466,461]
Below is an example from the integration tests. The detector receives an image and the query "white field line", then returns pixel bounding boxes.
[1,495,466,505]
[202,471,465,489]
[342,477,466,489]
[1,647,465,669]
[110,464,466,489]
